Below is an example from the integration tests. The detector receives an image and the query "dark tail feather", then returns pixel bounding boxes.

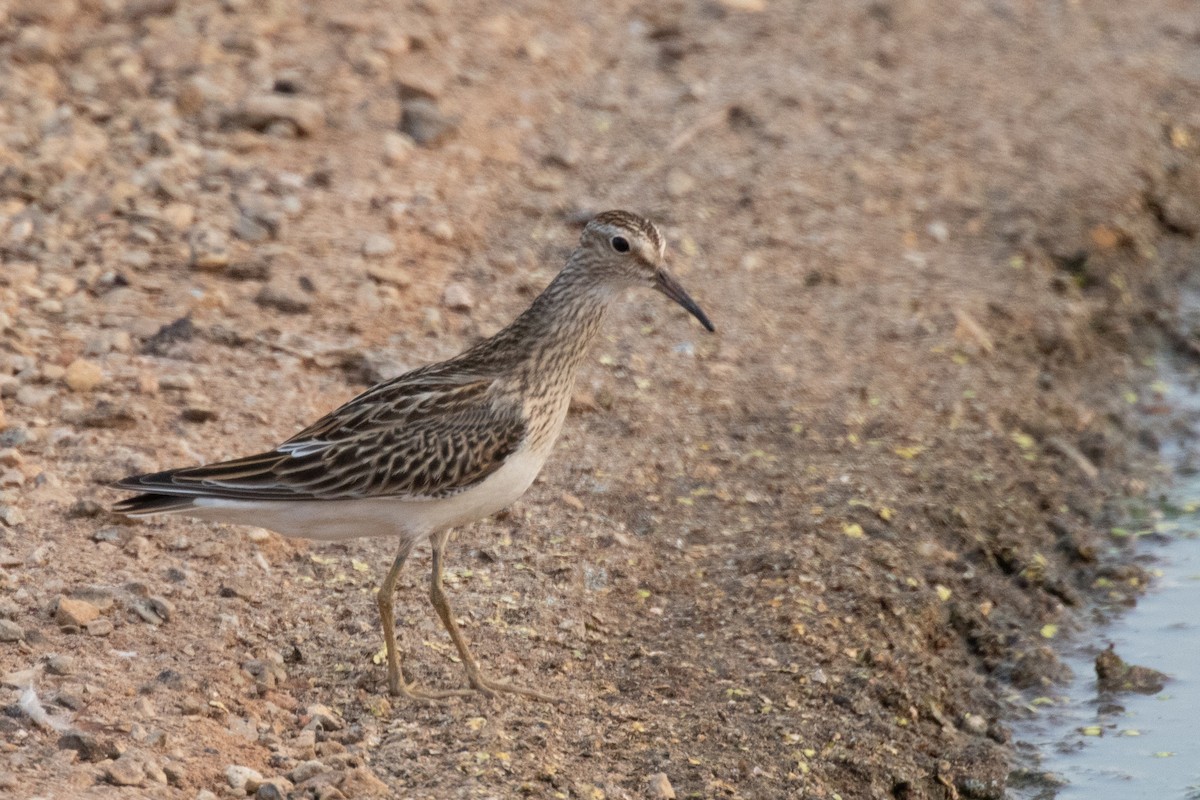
[112,493,196,517]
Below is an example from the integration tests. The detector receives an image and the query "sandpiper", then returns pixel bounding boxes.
[114,210,714,701]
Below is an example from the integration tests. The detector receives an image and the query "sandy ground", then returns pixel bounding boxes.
[2,0,1200,797]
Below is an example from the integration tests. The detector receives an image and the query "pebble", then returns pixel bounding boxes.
[286,760,326,784]
[226,764,264,792]
[382,131,414,166]
[254,778,293,799]
[56,596,101,627]
[188,227,231,270]
[428,219,455,243]
[927,220,950,243]
[86,618,114,636]
[0,506,25,527]
[339,766,390,796]
[159,374,197,391]
[104,753,147,787]
[647,772,677,800]
[15,385,55,409]
[365,264,411,289]
[64,359,104,392]
[226,95,325,136]
[46,653,75,675]
[361,233,396,258]
[302,704,343,731]
[442,282,474,311]
[961,713,988,736]
[0,619,22,641]
[398,99,457,146]
[58,731,117,762]
[255,285,311,314]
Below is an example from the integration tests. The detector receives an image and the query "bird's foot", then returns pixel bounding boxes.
[465,672,563,704]
[388,675,474,701]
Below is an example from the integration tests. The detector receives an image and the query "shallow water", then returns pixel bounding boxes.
[1010,362,1200,798]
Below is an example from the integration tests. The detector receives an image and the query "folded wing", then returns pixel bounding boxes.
[113,374,525,509]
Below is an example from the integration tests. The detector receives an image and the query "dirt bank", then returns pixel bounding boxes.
[2,1,1199,797]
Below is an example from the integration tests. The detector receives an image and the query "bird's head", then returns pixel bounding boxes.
[578,210,715,332]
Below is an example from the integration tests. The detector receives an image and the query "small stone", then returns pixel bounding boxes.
[181,405,218,424]
[254,778,293,800]
[442,282,474,312]
[188,227,230,270]
[161,202,195,230]
[927,220,950,243]
[159,374,197,391]
[86,618,114,637]
[105,754,146,787]
[398,98,457,146]
[365,264,411,288]
[0,506,25,527]
[665,168,695,198]
[302,704,343,731]
[64,359,104,392]
[255,285,311,314]
[286,760,325,784]
[421,307,444,334]
[647,772,676,800]
[59,731,118,762]
[46,654,75,675]
[56,596,101,627]
[0,619,22,641]
[961,713,988,736]
[233,213,270,243]
[15,385,55,409]
[226,765,264,792]
[339,766,390,796]
[428,220,455,243]
[382,132,414,166]
[361,233,396,258]
[225,95,325,136]
[527,170,565,192]
[12,26,62,63]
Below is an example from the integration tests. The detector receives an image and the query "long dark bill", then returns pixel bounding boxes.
[655,269,715,332]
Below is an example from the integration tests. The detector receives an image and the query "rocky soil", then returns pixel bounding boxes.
[2,0,1200,798]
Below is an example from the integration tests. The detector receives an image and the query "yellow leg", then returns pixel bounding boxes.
[427,528,561,703]
[376,537,470,700]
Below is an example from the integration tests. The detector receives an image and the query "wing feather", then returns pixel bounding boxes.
[113,372,525,505]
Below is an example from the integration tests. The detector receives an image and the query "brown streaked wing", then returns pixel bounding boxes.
[115,374,526,502]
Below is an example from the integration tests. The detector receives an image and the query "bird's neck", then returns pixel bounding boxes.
[477,260,615,388]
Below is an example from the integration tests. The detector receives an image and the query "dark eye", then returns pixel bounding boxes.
[610,236,630,253]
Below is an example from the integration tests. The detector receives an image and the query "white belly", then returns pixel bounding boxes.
[185,446,549,542]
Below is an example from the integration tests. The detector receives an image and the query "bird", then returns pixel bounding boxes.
[113,210,715,701]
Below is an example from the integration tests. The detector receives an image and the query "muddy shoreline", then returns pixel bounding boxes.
[2,1,1200,798]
